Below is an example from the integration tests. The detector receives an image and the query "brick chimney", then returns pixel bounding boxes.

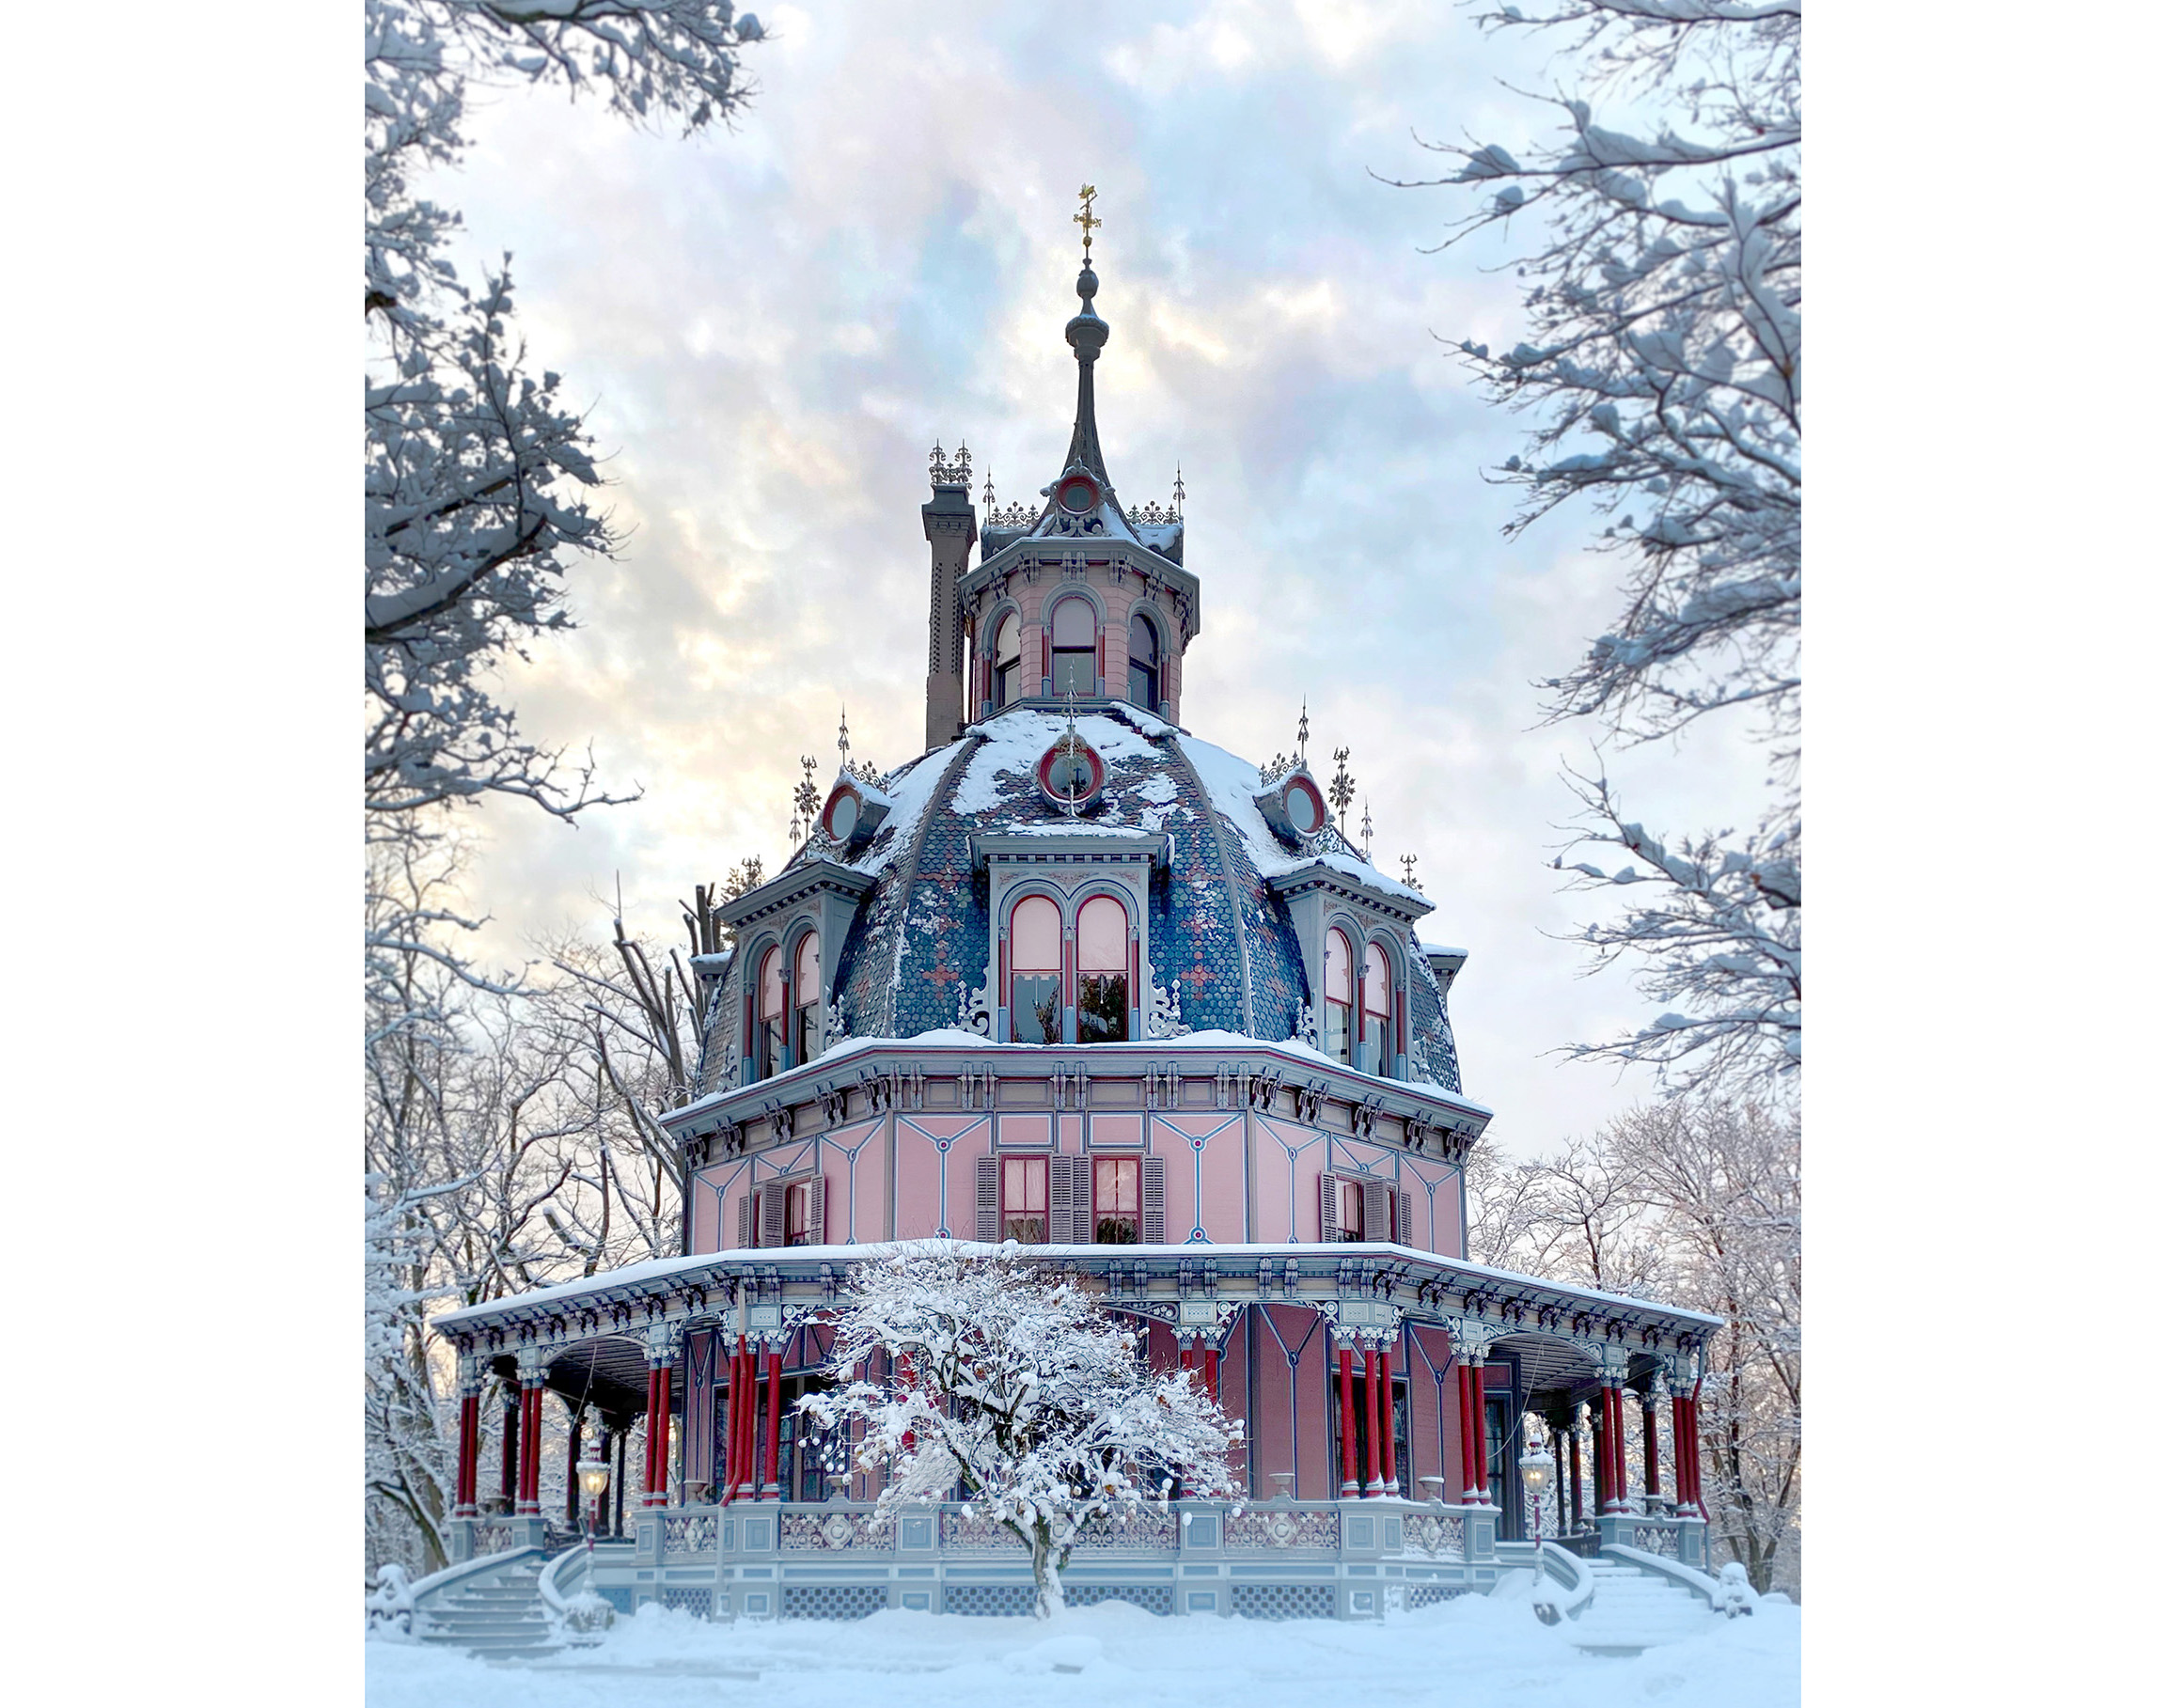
[922,441,977,750]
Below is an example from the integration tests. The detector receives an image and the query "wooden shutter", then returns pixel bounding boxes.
[976,1155,999,1242]
[737,1193,755,1250]
[1142,1155,1166,1245]
[1362,1180,1391,1247]
[808,1175,827,1246]
[1394,1188,1414,1248]
[1049,1154,1078,1245]
[1318,1171,1342,1243]
[761,1180,788,1250]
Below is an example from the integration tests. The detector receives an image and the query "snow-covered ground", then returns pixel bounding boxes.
[368,1574,1799,1708]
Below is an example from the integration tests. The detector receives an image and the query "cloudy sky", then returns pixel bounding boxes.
[426,0,1764,1158]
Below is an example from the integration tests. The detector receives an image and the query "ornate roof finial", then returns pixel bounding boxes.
[838,704,851,763]
[793,754,820,842]
[1360,798,1373,861]
[981,467,995,510]
[1063,196,1111,485]
[1327,746,1355,833]
[1401,854,1421,891]
[1075,183,1101,257]
[1296,699,1311,761]
[1172,462,1185,517]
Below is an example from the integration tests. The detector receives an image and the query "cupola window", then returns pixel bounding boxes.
[1360,941,1392,1077]
[756,944,786,1080]
[993,612,1023,710]
[1324,928,1354,1066]
[1050,596,1096,697]
[793,932,823,1067]
[1127,611,1160,712]
[1075,894,1130,1044]
[1009,895,1062,1045]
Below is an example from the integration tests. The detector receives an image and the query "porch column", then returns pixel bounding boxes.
[1642,1376,1664,1504]
[1203,1345,1221,1405]
[1469,1361,1490,1505]
[643,1325,680,1509]
[498,1390,520,1512]
[1599,1377,1628,1514]
[762,1340,783,1497]
[453,1365,481,1518]
[1455,1362,1480,1502]
[564,1402,584,1525]
[1673,1387,1701,1517]
[516,1365,545,1515]
[611,1419,627,1536]
[1362,1343,1384,1496]
[720,1338,742,1504]
[1336,1342,1359,1496]
[1377,1344,1397,1496]
[1567,1411,1584,1528]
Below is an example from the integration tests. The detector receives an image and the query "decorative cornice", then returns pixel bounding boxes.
[1264,860,1433,927]
[715,859,877,932]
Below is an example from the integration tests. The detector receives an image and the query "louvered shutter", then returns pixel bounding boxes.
[1141,1155,1166,1245]
[761,1180,788,1249]
[1048,1154,1077,1245]
[1362,1180,1390,1246]
[808,1175,827,1246]
[976,1155,999,1242]
[1319,1171,1342,1243]
[1394,1188,1414,1248]
[737,1194,754,1250]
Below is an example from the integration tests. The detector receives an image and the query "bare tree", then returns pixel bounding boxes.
[1396,0,1800,1088]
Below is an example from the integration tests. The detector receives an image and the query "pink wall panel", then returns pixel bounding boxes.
[698,1160,757,1250]
[1253,1116,1327,1244]
[1407,1325,1458,1499]
[893,1124,946,1241]
[946,1118,993,1237]
[1089,1113,1141,1146]
[1151,1112,1241,1245]
[1198,1136,1246,1243]
[999,1113,1051,1148]
[690,1167,723,1253]
[1251,1305,1336,1499]
[1400,1157,1465,1257]
[820,1118,887,1244]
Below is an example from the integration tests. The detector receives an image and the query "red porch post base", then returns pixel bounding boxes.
[1336,1345,1358,1496]
[1377,1347,1396,1496]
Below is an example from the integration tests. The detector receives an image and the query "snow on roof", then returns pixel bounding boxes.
[1175,732,1429,905]
[949,708,1160,817]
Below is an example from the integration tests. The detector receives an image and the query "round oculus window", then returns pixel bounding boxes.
[826,789,859,840]
[1056,475,1098,514]
[1035,736,1107,808]
[1286,778,1324,835]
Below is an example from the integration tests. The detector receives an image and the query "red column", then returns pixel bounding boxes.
[648,1359,674,1508]
[517,1379,543,1513]
[1337,1346,1358,1496]
[1601,1383,1627,1512]
[1468,1364,1490,1504]
[1362,1346,1384,1496]
[455,1390,480,1516]
[762,1343,783,1497]
[1642,1392,1661,1499]
[1674,1391,1701,1517]
[498,1395,519,1512]
[1455,1366,1478,1500]
[1567,1425,1583,1527]
[1377,1347,1397,1496]
[1203,1347,1220,1404]
[723,1341,744,1503]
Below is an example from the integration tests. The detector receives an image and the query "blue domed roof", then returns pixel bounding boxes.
[700,701,1464,1097]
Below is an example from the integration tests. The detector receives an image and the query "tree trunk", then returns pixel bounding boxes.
[1029,1519,1067,1619]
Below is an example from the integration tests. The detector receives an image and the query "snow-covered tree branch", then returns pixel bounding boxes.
[802,1245,1244,1618]
[1396,0,1799,1086]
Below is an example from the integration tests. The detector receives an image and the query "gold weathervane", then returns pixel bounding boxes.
[1074,184,1101,255]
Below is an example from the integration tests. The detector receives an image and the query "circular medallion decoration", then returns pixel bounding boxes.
[1035,731,1107,810]
[1284,774,1325,836]
[1056,473,1099,514]
[825,790,860,840]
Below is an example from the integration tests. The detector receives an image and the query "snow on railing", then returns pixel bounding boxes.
[540,1544,617,1644]
[400,1544,544,1635]
[1530,1542,1594,1625]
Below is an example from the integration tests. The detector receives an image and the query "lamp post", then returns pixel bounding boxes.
[576,1458,611,1566]
[1518,1425,1559,1625]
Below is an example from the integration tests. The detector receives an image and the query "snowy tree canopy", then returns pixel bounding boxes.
[802,1244,1244,1618]
[365,0,763,822]
[1398,0,1799,1089]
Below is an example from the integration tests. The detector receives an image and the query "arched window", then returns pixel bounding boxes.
[1323,928,1354,1066]
[756,945,786,1080]
[993,611,1022,709]
[1050,597,1096,697]
[793,932,822,1067]
[1009,896,1062,1045]
[1127,611,1160,712]
[1075,895,1130,1044]
[1360,941,1391,1076]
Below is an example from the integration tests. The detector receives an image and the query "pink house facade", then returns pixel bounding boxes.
[432,249,1722,1623]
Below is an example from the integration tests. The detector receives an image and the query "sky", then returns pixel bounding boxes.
[424,0,1766,1160]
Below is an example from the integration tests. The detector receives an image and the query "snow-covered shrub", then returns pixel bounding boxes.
[366,1563,416,1638]
[801,1242,1244,1618]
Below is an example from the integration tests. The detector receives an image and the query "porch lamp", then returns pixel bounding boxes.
[576,1459,611,1561]
[1518,1429,1560,1626]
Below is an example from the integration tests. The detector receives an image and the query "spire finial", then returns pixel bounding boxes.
[1172,462,1185,517]
[981,467,995,509]
[1401,854,1421,891]
[1360,798,1373,861]
[838,703,851,762]
[1296,699,1310,761]
[1075,184,1101,257]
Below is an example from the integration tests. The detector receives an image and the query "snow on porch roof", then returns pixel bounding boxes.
[432,1239,1722,1341]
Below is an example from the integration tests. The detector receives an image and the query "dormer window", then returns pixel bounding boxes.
[993,612,1023,709]
[1075,894,1130,1044]
[1324,927,1354,1066]
[1127,611,1160,712]
[1359,941,1392,1077]
[1050,596,1095,697]
[793,932,823,1066]
[756,945,786,1080]
[1009,895,1062,1045]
